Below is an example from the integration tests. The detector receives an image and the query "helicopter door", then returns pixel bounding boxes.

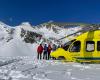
[69,41,81,57]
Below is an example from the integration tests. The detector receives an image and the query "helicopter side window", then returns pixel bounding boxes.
[69,41,81,52]
[97,41,100,51]
[63,39,76,51]
[86,41,95,52]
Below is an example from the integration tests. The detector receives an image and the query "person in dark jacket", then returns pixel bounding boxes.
[43,44,48,60]
[47,44,52,60]
[37,44,43,60]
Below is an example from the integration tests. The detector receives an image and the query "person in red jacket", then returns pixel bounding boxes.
[47,44,52,60]
[37,44,43,60]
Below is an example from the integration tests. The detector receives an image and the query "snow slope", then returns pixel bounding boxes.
[0,22,38,57]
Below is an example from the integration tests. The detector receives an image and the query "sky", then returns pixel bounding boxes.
[0,0,100,26]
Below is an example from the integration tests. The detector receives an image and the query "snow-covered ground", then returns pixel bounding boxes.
[0,57,100,80]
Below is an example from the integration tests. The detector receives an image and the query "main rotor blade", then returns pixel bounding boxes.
[58,25,100,41]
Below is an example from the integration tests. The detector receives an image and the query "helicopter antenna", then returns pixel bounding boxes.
[58,24,100,41]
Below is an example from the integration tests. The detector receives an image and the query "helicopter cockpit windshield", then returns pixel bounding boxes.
[63,39,76,51]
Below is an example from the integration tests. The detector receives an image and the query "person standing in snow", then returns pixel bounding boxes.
[47,44,52,60]
[37,44,43,60]
[43,44,48,60]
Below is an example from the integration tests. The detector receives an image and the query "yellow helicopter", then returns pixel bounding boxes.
[50,25,100,63]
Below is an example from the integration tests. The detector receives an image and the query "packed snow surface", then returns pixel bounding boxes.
[0,57,100,80]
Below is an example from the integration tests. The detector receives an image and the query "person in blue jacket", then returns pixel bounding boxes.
[43,44,48,60]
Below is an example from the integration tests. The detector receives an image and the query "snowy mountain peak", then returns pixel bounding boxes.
[17,22,34,32]
[21,22,31,26]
